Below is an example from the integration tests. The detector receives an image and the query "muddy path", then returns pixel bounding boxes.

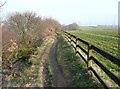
[49,36,67,87]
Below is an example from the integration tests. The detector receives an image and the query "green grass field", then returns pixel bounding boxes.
[67,27,120,87]
[69,27,119,58]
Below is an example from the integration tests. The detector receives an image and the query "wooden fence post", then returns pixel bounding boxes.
[87,44,92,75]
[75,38,77,54]
[67,34,69,42]
[66,33,69,42]
[70,35,72,45]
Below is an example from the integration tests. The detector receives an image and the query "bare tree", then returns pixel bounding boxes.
[6,11,43,45]
[62,22,79,31]
[42,17,61,35]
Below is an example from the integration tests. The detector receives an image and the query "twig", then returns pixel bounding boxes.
[0,0,7,8]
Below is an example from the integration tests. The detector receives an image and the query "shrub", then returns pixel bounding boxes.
[10,48,35,64]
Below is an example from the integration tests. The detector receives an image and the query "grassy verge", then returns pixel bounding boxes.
[56,33,102,87]
[45,57,54,87]
[2,38,54,87]
[37,38,54,87]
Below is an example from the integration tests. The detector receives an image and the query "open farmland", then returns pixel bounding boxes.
[69,27,119,58]
[68,27,120,87]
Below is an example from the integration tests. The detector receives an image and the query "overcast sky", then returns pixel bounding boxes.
[1,0,120,26]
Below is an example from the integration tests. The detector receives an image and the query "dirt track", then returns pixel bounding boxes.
[49,37,67,87]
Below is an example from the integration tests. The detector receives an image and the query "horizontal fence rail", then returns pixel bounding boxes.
[63,31,120,88]
[91,45,120,67]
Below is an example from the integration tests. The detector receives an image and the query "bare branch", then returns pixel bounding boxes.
[0,0,7,8]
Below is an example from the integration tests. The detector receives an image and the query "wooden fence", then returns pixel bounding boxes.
[63,31,120,88]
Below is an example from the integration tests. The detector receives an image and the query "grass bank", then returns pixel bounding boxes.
[56,33,102,87]
[2,38,54,87]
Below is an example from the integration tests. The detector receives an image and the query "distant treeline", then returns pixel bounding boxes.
[62,22,80,31]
